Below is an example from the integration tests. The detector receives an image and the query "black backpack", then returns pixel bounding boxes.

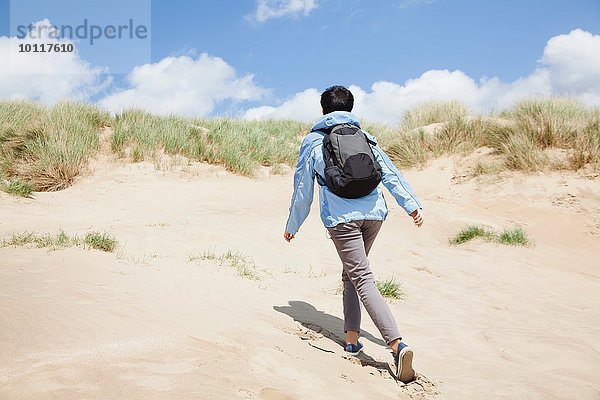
[320,124,382,199]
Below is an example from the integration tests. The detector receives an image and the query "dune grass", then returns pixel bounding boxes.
[450,225,531,246]
[189,249,260,280]
[400,100,469,132]
[497,227,530,246]
[1,98,598,194]
[1,230,74,248]
[112,109,309,176]
[0,229,118,252]
[0,101,111,191]
[1,178,34,197]
[382,98,600,172]
[84,231,118,252]
[376,277,405,300]
[450,225,496,245]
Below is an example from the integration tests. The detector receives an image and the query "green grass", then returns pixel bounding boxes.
[2,179,34,197]
[497,227,530,246]
[0,101,111,191]
[1,230,118,252]
[111,110,309,176]
[0,229,118,252]
[189,249,260,280]
[379,98,600,173]
[450,225,531,246]
[384,129,430,168]
[376,278,405,300]
[84,231,118,252]
[2,98,598,193]
[0,230,75,248]
[450,225,496,245]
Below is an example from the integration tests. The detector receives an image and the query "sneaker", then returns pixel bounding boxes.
[344,341,363,356]
[394,342,415,383]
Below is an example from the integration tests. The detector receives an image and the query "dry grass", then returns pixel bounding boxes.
[188,249,260,280]
[0,230,118,252]
[1,98,598,194]
[112,109,308,176]
[379,98,599,173]
[400,100,469,132]
[0,101,111,191]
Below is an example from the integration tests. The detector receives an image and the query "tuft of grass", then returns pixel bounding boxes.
[450,225,531,246]
[569,109,600,169]
[376,278,405,300]
[432,117,492,156]
[450,225,495,245]
[0,101,112,191]
[401,101,469,132]
[84,231,118,252]
[219,250,260,280]
[2,179,34,197]
[189,249,260,280]
[0,230,118,252]
[501,131,549,171]
[497,228,530,246]
[189,249,218,262]
[1,230,76,249]
[473,160,502,176]
[384,129,430,168]
[504,98,586,149]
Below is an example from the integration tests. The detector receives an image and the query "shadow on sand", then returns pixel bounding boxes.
[274,300,395,378]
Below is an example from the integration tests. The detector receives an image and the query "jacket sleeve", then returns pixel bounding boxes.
[285,137,317,235]
[373,146,423,215]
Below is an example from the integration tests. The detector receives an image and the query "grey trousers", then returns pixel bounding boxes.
[328,220,402,345]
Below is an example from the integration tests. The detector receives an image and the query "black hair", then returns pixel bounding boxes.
[320,85,354,114]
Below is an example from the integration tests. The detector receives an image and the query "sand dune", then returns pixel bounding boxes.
[1,158,599,399]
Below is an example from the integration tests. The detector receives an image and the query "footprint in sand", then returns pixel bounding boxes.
[285,324,440,398]
[551,193,581,210]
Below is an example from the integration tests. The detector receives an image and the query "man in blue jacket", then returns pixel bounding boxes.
[283,85,423,383]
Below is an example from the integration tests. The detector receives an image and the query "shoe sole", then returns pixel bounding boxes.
[345,347,363,356]
[396,347,415,383]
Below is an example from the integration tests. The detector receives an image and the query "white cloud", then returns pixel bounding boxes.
[539,28,600,103]
[0,19,110,103]
[243,88,320,120]
[98,53,269,116]
[252,0,317,23]
[242,29,600,124]
[3,24,599,125]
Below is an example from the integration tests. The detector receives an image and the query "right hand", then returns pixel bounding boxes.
[410,209,424,227]
[283,231,295,242]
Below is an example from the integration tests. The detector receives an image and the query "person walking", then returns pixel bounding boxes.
[283,85,424,383]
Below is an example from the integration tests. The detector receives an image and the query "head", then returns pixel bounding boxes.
[320,85,354,115]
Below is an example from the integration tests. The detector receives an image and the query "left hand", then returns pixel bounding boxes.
[410,209,424,227]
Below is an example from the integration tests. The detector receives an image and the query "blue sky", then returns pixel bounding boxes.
[149,0,600,96]
[1,0,599,122]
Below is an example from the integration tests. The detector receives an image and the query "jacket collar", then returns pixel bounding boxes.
[310,111,361,132]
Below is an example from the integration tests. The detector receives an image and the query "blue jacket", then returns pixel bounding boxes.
[285,111,423,235]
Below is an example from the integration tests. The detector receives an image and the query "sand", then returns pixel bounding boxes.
[1,156,599,400]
